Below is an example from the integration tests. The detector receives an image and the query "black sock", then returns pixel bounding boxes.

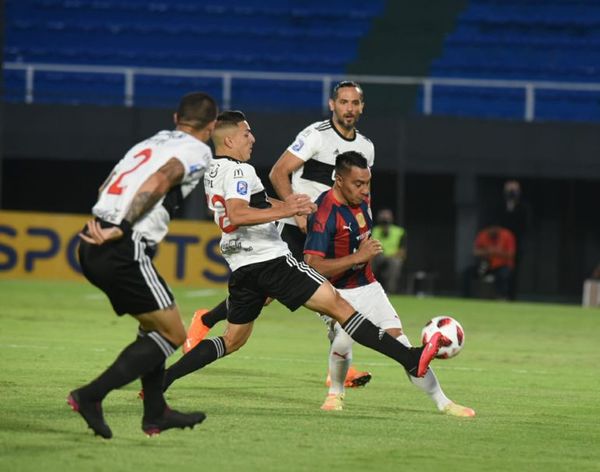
[163,337,226,391]
[141,362,167,419]
[202,299,228,328]
[78,332,175,401]
[342,312,420,375]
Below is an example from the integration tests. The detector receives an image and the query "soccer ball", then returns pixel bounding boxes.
[421,316,465,359]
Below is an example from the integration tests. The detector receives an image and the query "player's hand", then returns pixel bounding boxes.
[294,214,308,233]
[284,194,315,219]
[79,219,124,245]
[354,237,383,263]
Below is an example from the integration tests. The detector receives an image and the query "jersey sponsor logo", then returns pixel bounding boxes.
[208,164,220,178]
[343,223,352,232]
[356,213,366,228]
[233,168,244,179]
[236,180,248,195]
[291,138,305,152]
[220,237,253,255]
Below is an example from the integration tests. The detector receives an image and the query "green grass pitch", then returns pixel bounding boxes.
[1,279,599,472]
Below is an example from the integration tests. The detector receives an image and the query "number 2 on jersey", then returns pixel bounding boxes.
[210,194,238,233]
[107,148,152,195]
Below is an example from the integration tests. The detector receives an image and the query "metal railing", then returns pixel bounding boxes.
[5,61,600,121]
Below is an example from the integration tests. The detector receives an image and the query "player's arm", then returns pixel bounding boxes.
[225,193,315,227]
[268,150,305,200]
[123,157,184,224]
[80,158,185,245]
[269,150,311,232]
[305,237,383,278]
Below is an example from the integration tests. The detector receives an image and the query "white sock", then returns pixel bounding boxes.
[328,323,353,395]
[396,334,452,410]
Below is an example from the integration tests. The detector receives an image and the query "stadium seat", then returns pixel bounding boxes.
[3,0,386,109]
[428,0,600,121]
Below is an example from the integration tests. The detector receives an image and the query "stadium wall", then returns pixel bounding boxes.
[3,104,600,302]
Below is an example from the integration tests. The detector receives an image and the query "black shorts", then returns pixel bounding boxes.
[227,253,326,324]
[279,223,306,261]
[78,231,174,316]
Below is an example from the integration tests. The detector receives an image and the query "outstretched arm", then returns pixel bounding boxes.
[225,193,316,227]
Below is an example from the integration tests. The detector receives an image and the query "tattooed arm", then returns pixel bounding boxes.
[80,158,185,245]
[123,158,185,224]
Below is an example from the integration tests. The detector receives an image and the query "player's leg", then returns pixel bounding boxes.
[183,298,228,353]
[395,333,475,417]
[282,223,371,387]
[304,281,441,377]
[163,320,253,391]
[321,322,354,411]
[273,255,442,378]
[163,263,265,392]
[69,238,204,438]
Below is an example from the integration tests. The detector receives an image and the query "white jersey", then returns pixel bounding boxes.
[92,130,212,245]
[284,119,374,225]
[205,156,290,272]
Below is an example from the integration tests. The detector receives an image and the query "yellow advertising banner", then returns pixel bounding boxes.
[0,210,229,287]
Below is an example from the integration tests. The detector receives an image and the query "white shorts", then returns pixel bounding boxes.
[337,281,402,331]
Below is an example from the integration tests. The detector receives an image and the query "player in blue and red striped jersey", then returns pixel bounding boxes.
[304,151,475,416]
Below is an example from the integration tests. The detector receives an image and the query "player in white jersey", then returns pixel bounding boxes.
[67,92,217,439]
[160,111,445,400]
[182,83,376,388]
[270,80,374,388]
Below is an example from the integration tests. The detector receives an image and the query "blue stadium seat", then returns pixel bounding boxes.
[429,0,600,121]
[4,0,386,108]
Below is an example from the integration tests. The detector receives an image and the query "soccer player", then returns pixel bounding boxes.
[160,111,444,398]
[185,81,374,388]
[67,92,217,439]
[304,151,475,416]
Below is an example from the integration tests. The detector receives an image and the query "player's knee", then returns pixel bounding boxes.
[171,327,187,347]
[329,292,356,323]
[385,327,403,339]
[222,333,248,354]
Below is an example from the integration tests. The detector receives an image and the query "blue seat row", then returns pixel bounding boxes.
[430,0,600,121]
[4,0,385,109]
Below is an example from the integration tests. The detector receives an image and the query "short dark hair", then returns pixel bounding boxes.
[216,110,247,128]
[176,92,218,130]
[335,151,368,176]
[331,80,364,100]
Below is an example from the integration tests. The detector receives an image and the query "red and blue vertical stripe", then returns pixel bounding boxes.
[304,189,376,289]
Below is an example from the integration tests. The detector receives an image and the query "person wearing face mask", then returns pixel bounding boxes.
[371,209,406,294]
[495,180,531,300]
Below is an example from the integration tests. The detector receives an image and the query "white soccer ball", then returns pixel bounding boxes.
[421,316,465,359]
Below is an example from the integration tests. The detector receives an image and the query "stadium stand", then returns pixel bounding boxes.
[4,0,600,121]
[3,0,386,109]
[428,0,600,121]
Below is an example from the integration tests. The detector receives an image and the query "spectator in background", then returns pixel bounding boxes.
[462,225,516,300]
[371,209,406,294]
[495,180,531,300]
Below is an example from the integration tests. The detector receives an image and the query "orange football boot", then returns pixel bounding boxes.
[325,366,372,388]
[182,309,210,354]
